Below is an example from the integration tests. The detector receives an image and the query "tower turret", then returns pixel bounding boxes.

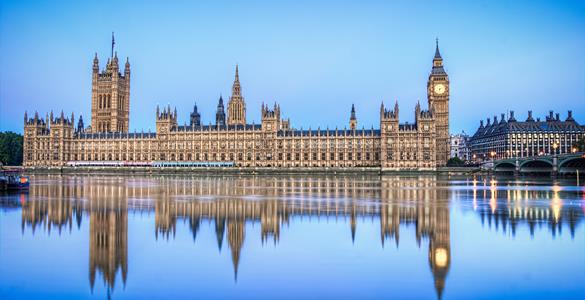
[124,57,130,76]
[349,104,357,130]
[190,102,201,127]
[77,115,85,133]
[156,105,178,134]
[216,95,226,126]
[93,53,99,74]
[261,102,281,132]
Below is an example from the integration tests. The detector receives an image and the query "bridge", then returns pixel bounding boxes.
[493,152,585,175]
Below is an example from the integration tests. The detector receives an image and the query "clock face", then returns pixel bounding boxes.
[434,84,446,95]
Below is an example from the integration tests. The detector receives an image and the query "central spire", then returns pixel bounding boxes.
[227,64,246,126]
[232,64,241,96]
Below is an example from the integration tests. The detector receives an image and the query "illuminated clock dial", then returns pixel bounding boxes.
[434,84,446,95]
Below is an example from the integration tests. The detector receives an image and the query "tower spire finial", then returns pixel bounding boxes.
[434,37,442,59]
[111,32,115,58]
[235,64,239,81]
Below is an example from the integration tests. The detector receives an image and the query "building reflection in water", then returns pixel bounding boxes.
[15,175,584,299]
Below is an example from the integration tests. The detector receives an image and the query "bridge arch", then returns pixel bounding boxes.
[494,161,516,173]
[519,159,553,174]
[558,156,585,174]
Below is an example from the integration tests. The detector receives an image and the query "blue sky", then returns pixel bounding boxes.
[1,0,584,134]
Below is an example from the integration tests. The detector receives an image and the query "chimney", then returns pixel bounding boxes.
[487,118,491,126]
[549,110,554,120]
[493,115,498,124]
[480,120,484,128]
[501,113,505,123]
[567,110,574,121]
[555,113,560,121]
[509,111,516,121]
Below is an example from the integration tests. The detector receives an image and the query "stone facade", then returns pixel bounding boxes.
[90,36,130,133]
[23,41,450,170]
[450,131,471,161]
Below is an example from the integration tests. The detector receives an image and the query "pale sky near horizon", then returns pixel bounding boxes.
[1,0,584,134]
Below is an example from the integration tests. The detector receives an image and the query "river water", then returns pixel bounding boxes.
[0,174,584,300]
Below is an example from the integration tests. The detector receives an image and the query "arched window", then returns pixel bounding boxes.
[107,95,111,108]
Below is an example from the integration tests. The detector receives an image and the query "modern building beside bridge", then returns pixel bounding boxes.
[469,110,585,162]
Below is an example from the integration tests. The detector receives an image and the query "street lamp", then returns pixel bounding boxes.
[572,147,577,153]
[552,142,558,155]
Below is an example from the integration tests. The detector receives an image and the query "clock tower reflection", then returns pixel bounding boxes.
[14,175,583,299]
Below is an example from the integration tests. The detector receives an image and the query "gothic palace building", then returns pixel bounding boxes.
[23,40,450,170]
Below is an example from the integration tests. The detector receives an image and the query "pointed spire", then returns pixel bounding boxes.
[125,57,130,72]
[350,104,356,120]
[434,37,442,59]
[235,64,239,81]
[111,32,115,58]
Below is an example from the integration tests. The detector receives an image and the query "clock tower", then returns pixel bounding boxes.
[427,39,450,166]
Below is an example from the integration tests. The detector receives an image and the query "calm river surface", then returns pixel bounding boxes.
[1,174,584,300]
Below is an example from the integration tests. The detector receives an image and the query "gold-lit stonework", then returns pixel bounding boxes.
[23,41,450,170]
[16,175,582,297]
